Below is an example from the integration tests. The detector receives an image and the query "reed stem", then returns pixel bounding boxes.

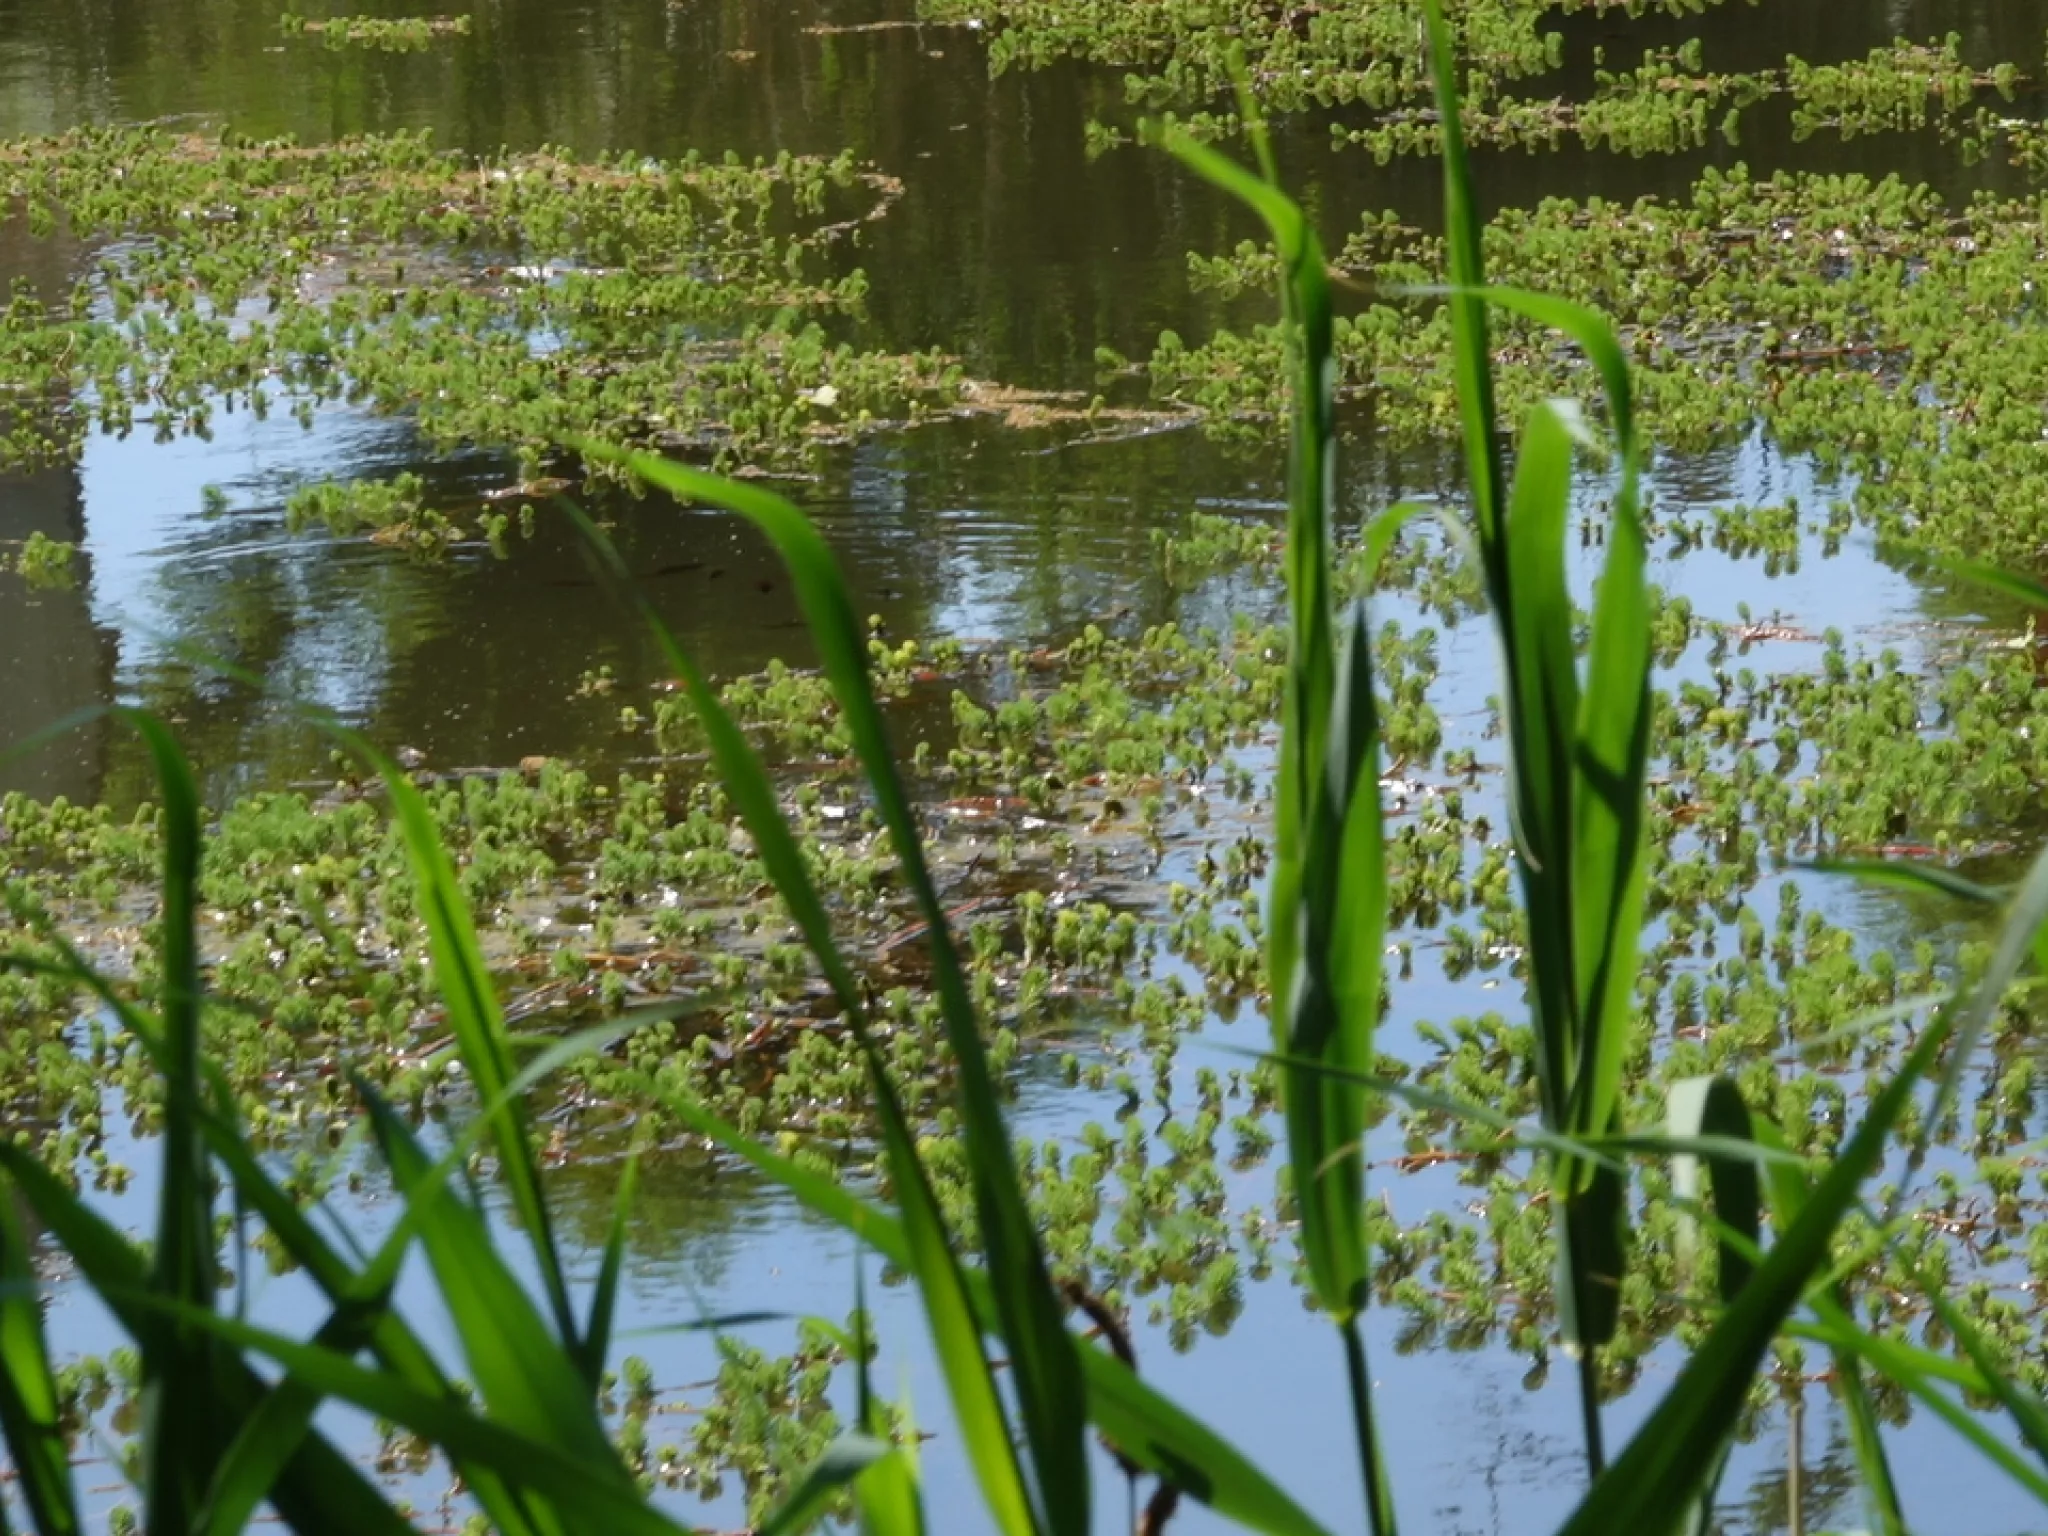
[1577,1352,1607,1482]
[1344,1317,1398,1536]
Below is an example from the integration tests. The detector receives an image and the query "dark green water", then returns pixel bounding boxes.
[3,1,2047,1531]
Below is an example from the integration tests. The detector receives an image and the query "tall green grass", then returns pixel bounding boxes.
[3,4,2048,1535]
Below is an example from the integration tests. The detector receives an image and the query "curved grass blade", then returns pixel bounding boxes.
[1148,125,1336,1050]
[120,710,220,1534]
[1357,502,1434,592]
[1556,819,2048,1536]
[758,1433,891,1536]
[194,1279,406,1536]
[0,1146,410,1535]
[1499,400,1581,1118]
[1920,1264,2048,1480]
[0,915,545,1533]
[1422,0,1505,548]
[557,491,1049,1536]
[1752,1129,1901,1536]
[1807,859,2006,907]
[0,1181,77,1536]
[582,1152,641,1387]
[856,1421,925,1536]
[1791,1314,2048,1508]
[1662,1076,1760,1536]
[359,1087,631,1489]
[1154,117,1392,1536]
[640,1082,1333,1536]
[196,1111,551,1536]
[376,765,580,1356]
[1553,1008,1947,1536]
[1919,551,2048,615]
[1664,1077,1760,1301]
[107,1293,695,1536]
[853,1273,926,1536]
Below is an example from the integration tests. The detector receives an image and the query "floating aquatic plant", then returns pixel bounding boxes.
[279,12,473,51]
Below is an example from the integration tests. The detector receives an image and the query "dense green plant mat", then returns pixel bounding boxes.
[0,127,951,490]
[10,488,2048,1439]
[278,13,473,51]
[920,0,2031,158]
[1098,164,2048,567]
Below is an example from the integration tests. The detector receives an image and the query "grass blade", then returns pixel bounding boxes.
[1661,1076,1761,1535]
[1423,0,1505,547]
[757,1433,891,1536]
[1809,859,2006,906]
[377,766,580,1355]
[359,1087,629,1490]
[1558,817,2048,1535]
[1155,116,1391,1536]
[1664,1077,1760,1303]
[1554,1009,1946,1536]
[0,1179,78,1536]
[578,460,1084,1534]
[559,490,1051,1536]
[640,1082,1334,1536]
[856,1425,925,1536]
[582,1153,640,1389]
[0,1146,410,1534]
[120,710,218,1534]
[1749,1150,1903,1536]
[111,1294,694,1535]
[1794,1313,2048,1508]
[197,1107,549,1536]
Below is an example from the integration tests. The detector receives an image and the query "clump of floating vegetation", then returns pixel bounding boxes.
[8,529,77,588]
[278,11,473,50]
[0,127,951,486]
[1108,164,2048,567]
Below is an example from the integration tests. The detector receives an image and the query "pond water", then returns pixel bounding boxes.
[6,0,2048,1532]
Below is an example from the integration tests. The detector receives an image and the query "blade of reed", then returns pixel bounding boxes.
[1807,859,2006,906]
[1921,1267,2048,1478]
[194,1285,398,1536]
[1751,1129,1902,1536]
[1419,9,1602,1441]
[582,1153,641,1388]
[1144,128,1336,1033]
[109,1294,696,1535]
[1552,1008,1946,1535]
[638,1082,1333,1536]
[1560,827,2048,1532]
[1792,1314,2048,1507]
[569,463,1084,1536]
[1153,116,1394,1536]
[196,1096,558,1536]
[757,1434,892,1536]
[1664,1077,1760,1303]
[0,1146,410,1534]
[856,1424,926,1536]
[1421,2,1658,1464]
[1662,1075,1761,1535]
[375,764,580,1357]
[853,1280,926,1536]
[121,710,220,1534]
[0,1180,78,1536]
[359,1086,632,1486]
[1422,0,1505,545]
[1921,552,2048,614]
[1499,399,1582,1092]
